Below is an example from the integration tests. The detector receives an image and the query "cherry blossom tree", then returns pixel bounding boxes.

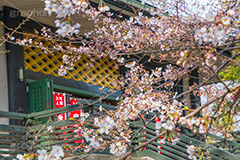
[2,0,240,159]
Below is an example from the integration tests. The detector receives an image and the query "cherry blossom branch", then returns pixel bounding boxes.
[0,12,33,47]
[118,82,240,159]
[186,83,240,119]
[117,130,167,160]
[202,96,226,148]
[129,114,158,146]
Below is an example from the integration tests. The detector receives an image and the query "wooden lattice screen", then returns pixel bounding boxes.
[24,38,119,89]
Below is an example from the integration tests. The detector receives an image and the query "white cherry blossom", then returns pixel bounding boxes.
[105,116,115,126]
[81,1,88,9]
[99,121,111,134]
[46,154,57,160]
[172,138,180,145]
[157,139,165,144]
[162,120,175,131]
[195,27,207,40]
[155,121,162,130]
[110,142,127,157]
[83,132,90,141]
[47,126,53,132]
[94,117,101,127]
[179,117,187,125]
[37,149,47,160]
[187,145,196,159]
[72,0,82,5]
[16,154,24,160]
[104,5,110,12]
[221,16,231,25]
[89,137,100,148]
[16,154,33,160]
[199,124,206,134]
[61,0,71,8]
[50,145,64,158]
[227,9,235,17]
[206,11,216,22]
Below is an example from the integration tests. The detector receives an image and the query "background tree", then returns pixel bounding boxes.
[1,0,240,159]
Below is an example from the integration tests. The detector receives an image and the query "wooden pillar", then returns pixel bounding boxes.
[189,68,201,116]
[3,6,27,125]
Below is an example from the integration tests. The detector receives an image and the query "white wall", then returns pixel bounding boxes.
[0,10,9,125]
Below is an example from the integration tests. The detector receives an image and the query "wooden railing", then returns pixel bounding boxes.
[0,100,94,159]
[0,101,240,160]
[0,111,82,159]
[130,120,240,160]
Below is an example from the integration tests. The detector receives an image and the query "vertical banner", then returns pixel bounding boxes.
[54,93,66,121]
[70,98,81,119]
[54,93,67,134]
[70,98,83,143]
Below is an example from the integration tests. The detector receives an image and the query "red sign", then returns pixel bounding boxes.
[54,93,65,108]
[70,99,78,105]
[57,113,66,121]
[54,93,66,121]
[54,93,67,134]
[156,117,160,122]
[70,98,81,119]
[70,98,83,143]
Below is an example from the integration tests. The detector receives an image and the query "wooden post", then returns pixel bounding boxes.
[189,68,201,117]
[3,6,27,125]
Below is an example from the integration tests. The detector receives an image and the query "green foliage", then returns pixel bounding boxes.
[219,44,240,82]
[219,64,240,82]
